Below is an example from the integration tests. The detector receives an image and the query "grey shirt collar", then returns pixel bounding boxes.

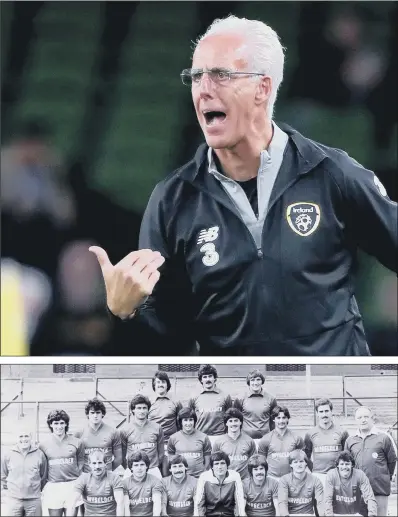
[207,122,288,179]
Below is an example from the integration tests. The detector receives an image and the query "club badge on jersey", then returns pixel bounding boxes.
[286,202,321,237]
[197,226,220,266]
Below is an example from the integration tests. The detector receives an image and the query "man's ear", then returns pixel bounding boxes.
[254,76,271,106]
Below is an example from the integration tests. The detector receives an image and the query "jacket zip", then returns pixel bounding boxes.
[192,172,305,262]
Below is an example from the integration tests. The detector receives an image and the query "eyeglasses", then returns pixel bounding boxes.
[180,67,265,86]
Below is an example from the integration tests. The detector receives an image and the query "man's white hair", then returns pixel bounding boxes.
[195,15,285,119]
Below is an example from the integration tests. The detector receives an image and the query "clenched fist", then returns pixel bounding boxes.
[89,246,165,319]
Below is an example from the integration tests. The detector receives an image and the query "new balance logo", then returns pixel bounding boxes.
[197,226,219,244]
[197,226,220,267]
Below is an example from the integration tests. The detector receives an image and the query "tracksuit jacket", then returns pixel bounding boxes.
[0,444,48,499]
[345,429,397,496]
[114,125,397,356]
[194,468,246,516]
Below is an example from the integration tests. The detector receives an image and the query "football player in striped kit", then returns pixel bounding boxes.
[258,405,305,481]
[212,407,256,480]
[324,451,377,516]
[67,450,124,516]
[149,371,182,444]
[161,454,197,517]
[39,409,85,516]
[75,398,122,473]
[168,407,212,478]
[243,454,279,517]
[188,365,233,446]
[234,369,278,447]
[278,449,324,516]
[123,451,163,516]
[148,371,182,476]
[120,394,165,479]
[304,399,349,489]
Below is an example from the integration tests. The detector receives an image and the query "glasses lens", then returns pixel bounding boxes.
[181,70,193,86]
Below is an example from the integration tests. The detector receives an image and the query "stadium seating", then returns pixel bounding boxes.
[92,1,199,212]
[236,2,300,85]
[280,102,373,166]
[0,2,14,78]
[11,2,103,157]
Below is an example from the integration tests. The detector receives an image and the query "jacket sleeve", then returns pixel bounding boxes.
[194,473,207,516]
[383,432,398,478]
[337,156,397,272]
[359,470,377,517]
[110,183,196,355]
[233,475,246,516]
[39,450,48,488]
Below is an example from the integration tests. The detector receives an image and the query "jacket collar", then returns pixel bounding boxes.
[354,426,380,438]
[178,123,327,184]
[11,444,38,454]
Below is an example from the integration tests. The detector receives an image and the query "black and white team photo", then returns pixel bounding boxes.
[1,363,397,516]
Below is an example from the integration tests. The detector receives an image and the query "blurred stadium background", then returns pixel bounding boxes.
[1,363,397,513]
[1,1,397,356]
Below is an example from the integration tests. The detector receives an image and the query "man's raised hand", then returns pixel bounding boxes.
[89,246,165,319]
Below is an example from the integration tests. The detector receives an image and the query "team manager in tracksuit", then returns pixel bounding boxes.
[90,15,397,357]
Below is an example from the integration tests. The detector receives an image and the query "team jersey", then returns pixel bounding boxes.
[74,471,123,516]
[149,395,182,442]
[212,432,256,480]
[189,389,232,436]
[243,476,278,517]
[167,429,212,478]
[123,472,163,516]
[234,390,277,439]
[39,433,84,483]
[162,474,197,517]
[258,428,305,478]
[278,472,324,516]
[120,420,164,469]
[75,422,121,472]
[304,423,349,474]
[324,468,377,516]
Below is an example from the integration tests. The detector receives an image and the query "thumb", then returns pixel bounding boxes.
[89,246,112,271]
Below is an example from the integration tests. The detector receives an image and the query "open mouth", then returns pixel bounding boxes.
[204,111,227,126]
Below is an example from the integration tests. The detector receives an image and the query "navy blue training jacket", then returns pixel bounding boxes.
[114,125,397,356]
